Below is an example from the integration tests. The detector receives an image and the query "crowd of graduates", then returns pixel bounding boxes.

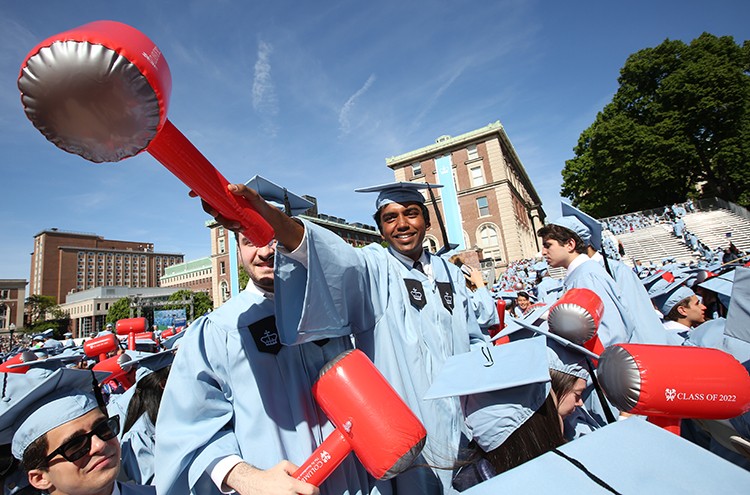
[1,187,749,495]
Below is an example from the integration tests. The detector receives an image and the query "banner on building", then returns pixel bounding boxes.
[434,155,464,251]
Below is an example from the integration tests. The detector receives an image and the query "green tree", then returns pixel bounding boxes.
[562,33,750,217]
[25,294,57,325]
[164,290,213,321]
[106,297,133,324]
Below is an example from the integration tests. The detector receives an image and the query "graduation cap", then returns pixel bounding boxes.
[244,175,314,216]
[549,216,591,247]
[355,181,443,211]
[698,269,736,299]
[6,353,83,372]
[425,337,551,452]
[531,261,548,273]
[0,368,107,460]
[561,203,602,251]
[357,181,458,254]
[725,267,750,345]
[119,349,175,383]
[460,418,750,494]
[492,308,600,361]
[547,348,589,381]
[161,329,186,350]
[650,279,696,316]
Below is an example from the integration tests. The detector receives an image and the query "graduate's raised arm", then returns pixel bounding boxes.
[192,183,305,251]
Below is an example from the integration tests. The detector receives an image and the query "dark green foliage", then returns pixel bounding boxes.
[563,33,750,217]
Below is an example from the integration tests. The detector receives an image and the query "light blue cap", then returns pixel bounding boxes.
[725,267,750,344]
[461,419,750,494]
[561,203,602,251]
[425,337,551,452]
[549,216,591,247]
[244,175,314,216]
[652,281,696,315]
[120,349,175,383]
[547,348,589,381]
[355,181,443,210]
[7,353,83,372]
[0,368,104,460]
[161,329,186,350]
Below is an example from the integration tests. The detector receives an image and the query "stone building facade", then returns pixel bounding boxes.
[385,121,545,278]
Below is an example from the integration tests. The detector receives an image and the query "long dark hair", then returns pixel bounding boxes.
[483,393,565,474]
[123,366,170,433]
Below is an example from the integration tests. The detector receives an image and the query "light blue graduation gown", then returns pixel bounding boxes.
[469,287,500,330]
[153,285,375,495]
[535,276,563,304]
[563,257,635,348]
[560,258,641,428]
[274,220,487,494]
[120,414,156,485]
[599,257,667,345]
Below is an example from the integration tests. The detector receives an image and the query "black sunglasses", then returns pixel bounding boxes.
[45,415,120,463]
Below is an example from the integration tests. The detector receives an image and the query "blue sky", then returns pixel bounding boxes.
[1,1,748,280]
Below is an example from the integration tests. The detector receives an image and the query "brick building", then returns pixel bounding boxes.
[30,228,184,303]
[0,279,26,332]
[385,121,545,279]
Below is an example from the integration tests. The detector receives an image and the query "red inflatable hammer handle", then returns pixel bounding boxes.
[148,120,274,245]
[293,349,426,487]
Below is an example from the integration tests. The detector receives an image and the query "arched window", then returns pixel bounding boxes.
[479,224,501,258]
[220,281,230,302]
[423,236,438,254]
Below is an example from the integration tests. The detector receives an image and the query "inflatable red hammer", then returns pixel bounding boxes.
[598,344,750,435]
[547,288,605,361]
[18,21,273,247]
[116,317,148,351]
[488,298,508,345]
[293,349,426,487]
[0,351,38,374]
[83,333,121,362]
[94,353,136,390]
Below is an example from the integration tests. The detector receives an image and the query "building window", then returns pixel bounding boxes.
[220,261,226,275]
[423,236,438,254]
[479,225,500,250]
[411,163,422,177]
[218,227,225,237]
[220,281,229,302]
[467,144,479,161]
[470,165,485,187]
[477,196,490,217]
[218,238,226,254]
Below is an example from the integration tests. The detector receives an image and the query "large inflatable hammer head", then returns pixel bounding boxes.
[598,344,750,420]
[547,288,603,345]
[116,317,148,335]
[294,349,426,486]
[18,21,170,163]
[83,333,120,358]
[18,20,274,246]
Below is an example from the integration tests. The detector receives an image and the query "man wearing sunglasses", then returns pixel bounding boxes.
[0,368,155,495]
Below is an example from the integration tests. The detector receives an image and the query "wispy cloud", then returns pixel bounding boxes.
[252,40,278,117]
[407,61,469,134]
[338,74,376,135]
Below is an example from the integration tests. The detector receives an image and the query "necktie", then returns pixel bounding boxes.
[413,261,425,274]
